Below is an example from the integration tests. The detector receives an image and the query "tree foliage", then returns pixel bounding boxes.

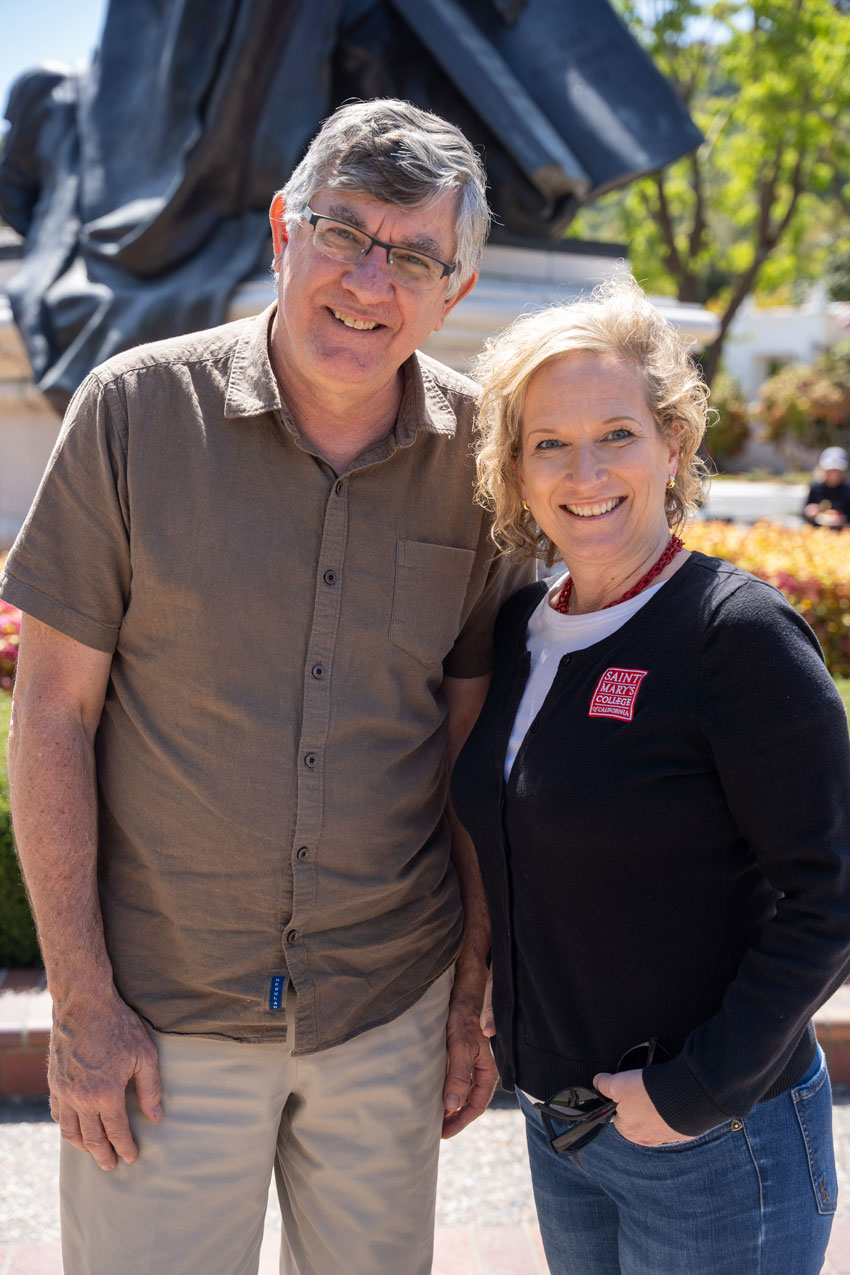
[826,242,850,302]
[755,338,850,454]
[704,370,750,466]
[573,1,850,382]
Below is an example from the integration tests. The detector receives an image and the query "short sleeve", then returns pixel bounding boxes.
[443,539,536,679]
[0,371,131,652]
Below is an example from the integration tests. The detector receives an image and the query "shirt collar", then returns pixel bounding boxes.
[224,304,283,419]
[224,303,460,443]
[396,353,461,444]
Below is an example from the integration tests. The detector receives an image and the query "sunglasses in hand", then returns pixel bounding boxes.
[534,1038,669,1155]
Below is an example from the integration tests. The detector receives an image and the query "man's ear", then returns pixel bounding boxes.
[270,193,288,266]
[432,269,478,333]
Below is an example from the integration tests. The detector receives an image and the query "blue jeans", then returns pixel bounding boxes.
[518,1048,836,1274]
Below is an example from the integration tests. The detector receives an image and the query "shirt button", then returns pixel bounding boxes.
[304,753,317,768]
[323,569,337,585]
[296,846,309,861]
[311,664,324,679]
[286,929,298,944]
[335,480,344,496]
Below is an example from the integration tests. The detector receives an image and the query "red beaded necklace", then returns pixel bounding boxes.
[553,534,684,615]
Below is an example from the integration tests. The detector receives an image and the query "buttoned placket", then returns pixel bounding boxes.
[285,472,349,1050]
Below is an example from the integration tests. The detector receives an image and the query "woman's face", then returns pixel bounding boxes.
[517,353,679,575]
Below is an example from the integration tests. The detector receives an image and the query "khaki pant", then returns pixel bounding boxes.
[61,968,453,1275]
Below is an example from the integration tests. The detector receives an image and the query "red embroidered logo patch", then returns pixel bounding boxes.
[588,667,648,722]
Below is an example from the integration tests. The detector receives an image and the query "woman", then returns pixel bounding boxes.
[451,279,850,1274]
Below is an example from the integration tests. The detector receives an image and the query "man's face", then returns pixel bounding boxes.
[268,188,476,400]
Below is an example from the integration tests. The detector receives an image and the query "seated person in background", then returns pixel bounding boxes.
[803,446,850,528]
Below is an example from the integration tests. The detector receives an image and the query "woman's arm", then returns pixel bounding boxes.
[643,581,850,1135]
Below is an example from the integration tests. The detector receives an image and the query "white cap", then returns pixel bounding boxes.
[819,446,848,471]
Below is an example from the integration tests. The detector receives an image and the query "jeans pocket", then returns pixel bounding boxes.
[609,1117,732,1153]
[792,1053,837,1215]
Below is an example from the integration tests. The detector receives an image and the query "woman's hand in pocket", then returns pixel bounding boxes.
[593,1068,692,1146]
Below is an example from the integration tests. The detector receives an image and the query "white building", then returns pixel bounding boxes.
[723,289,850,401]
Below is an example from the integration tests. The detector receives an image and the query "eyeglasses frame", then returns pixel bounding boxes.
[303,208,457,285]
[534,1037,668,1156]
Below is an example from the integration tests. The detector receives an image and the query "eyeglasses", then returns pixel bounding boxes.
[535,1038,668,1155]
[303,208,456,291]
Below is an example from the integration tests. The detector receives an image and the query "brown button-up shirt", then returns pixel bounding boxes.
[1,306,531,1050]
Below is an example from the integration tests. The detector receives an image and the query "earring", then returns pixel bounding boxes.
[521,501,529,512]
[666,477,676,490]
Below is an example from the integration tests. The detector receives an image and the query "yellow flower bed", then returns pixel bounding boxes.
[685,521,850,677]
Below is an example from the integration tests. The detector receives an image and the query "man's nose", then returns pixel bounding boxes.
[341,246,394,296]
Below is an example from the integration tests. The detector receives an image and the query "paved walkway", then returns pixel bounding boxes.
[699,479,807,525]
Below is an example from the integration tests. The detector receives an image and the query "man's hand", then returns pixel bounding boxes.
[592,1068,691,1147]
[49,988,163,1171]
[479,968,495,1038]
[442,983,498,1138]
[441,674,498,1137]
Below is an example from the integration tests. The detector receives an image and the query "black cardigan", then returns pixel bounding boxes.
[452,553,850,1136]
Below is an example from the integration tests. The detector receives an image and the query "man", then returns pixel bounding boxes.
[1,100,531,1274]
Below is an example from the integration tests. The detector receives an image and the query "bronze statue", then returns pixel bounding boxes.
[0,0,701,408]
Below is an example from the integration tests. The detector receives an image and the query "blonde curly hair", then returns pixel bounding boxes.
[473,276,710,564]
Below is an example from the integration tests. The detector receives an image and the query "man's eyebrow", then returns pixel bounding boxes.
[326,202,369,230]
[324,203,446,258]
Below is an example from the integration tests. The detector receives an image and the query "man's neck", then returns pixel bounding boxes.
[282,373,404,473]
[269,325,406,474]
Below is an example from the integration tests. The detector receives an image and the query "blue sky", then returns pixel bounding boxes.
[1,0,106,124]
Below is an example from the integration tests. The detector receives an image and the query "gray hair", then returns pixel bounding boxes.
[278,99,490,296]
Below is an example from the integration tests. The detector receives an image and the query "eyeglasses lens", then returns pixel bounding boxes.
[312,219,444,290]
[537,1086,617,1154]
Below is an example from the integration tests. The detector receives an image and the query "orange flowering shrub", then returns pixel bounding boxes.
[0,555,20,692]
[685,521,850,677]
[0,603,19,692]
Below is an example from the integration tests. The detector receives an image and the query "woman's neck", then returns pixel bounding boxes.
[559,532,688,616]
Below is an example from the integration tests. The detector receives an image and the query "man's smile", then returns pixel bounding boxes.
[330,308,382,331]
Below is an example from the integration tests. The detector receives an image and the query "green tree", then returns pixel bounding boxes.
[825,241,850,301]
[574,0,850,382]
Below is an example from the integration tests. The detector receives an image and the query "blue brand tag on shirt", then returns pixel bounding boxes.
[269,975,287,1011]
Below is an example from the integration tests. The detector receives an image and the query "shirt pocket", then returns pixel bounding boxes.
[390,540,476,667]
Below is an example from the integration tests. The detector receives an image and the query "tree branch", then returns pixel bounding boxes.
[688,150,706,260]
[650,172,700,301]
[703,151,807,384]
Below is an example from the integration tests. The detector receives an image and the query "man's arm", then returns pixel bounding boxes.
[9,615,162,1170]
[441,672,498,1138]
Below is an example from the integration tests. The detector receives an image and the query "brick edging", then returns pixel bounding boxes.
[3,970,850,1098]
[0,967,50,1097]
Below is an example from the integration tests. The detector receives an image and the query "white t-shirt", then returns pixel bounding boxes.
[504,571,667,781]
